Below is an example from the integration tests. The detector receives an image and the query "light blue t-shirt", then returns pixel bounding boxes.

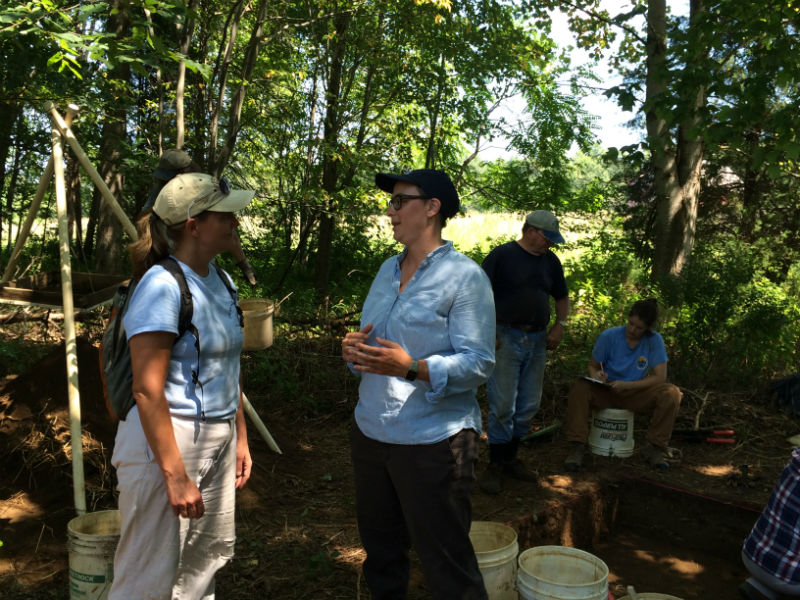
[124,258,243,419]
[592,325,668,382]
[353,241,496,445]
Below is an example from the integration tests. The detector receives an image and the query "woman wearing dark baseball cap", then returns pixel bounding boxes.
[341,168,495,599]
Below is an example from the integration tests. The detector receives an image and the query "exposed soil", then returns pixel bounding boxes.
[0,329,796,599]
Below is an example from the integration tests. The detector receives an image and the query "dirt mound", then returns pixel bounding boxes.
[0,337,116,500]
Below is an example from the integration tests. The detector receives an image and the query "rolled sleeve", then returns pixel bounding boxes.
[424,268,496,403]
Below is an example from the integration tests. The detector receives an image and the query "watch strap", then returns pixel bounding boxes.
[405,359,419,381]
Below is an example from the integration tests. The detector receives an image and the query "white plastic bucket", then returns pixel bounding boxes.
[618,594,683,600]
[67,510,121,600]
[588,408,635,457]
[517,545,609,600]
[240,298,274,350]
[469,521,519,600]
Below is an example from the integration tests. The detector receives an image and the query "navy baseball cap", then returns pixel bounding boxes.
[375,169,460,219]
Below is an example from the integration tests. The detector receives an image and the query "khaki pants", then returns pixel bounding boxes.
[109,407,236,600]
[565,379,682,449]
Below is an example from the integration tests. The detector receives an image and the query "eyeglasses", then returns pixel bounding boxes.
[387,193,431,211]
[186,176,231,221]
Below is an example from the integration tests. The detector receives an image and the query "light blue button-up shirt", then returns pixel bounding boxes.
[353,241,496,444]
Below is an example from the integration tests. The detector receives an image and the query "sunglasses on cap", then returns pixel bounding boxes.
[186,176,231,221]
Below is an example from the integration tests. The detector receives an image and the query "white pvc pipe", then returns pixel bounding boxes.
[242,392,282,454]
[51,123,86,515]
[2,105,79,284]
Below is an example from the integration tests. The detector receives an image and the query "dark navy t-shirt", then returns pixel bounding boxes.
[481,241,567,329]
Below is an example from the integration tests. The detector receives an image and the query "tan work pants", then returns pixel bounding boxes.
[565,379,682,449]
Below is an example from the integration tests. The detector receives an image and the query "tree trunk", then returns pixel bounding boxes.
[66,149,83,261]
[207,1,247,170]
[314,11,351,297]
[3,133,22,254]
[425,53,447,169]
[740,127,762,241]
[648,0,706,279]
[0,105,21,247]
[144,8,164,154]
[93,0,131,275]
[213,0,270,177]
[174,0,197,149]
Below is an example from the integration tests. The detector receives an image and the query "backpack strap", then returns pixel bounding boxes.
[157,257,205,418]
[157,257,194,339]
[213,262,244,327]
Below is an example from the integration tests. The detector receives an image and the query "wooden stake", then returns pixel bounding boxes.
[51,122,86,515]
[44,102,138,241]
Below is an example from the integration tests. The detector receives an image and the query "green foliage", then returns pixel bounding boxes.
[0,337,50,378]
[658,238,800,389]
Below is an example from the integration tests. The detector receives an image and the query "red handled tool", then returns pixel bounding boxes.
[673,428,735,444]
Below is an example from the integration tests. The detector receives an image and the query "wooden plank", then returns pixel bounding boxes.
[0,272,126,308]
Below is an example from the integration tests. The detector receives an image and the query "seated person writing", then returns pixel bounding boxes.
[563,298,682,471]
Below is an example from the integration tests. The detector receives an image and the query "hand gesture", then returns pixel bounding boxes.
[341,323,373,363]
[351,336,411,378]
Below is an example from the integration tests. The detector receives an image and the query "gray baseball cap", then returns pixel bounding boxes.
[153,149,195,181]
[525,210,564,244]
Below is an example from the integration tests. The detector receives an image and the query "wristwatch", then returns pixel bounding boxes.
[405,359,419,381]
[558,320,568,328]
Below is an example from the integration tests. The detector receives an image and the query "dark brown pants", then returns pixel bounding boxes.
[349,422,487,600]
[565,379,682,449]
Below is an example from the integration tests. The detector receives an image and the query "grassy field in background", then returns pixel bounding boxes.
[368,210,606,273]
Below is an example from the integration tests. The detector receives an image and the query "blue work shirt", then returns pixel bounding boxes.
[592,326,668,382]
[353,241,496,445]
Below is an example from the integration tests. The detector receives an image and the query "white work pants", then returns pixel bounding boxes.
[109,406,236,600]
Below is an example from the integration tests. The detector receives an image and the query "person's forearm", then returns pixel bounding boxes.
[623,372,664,391]
[236,392,248,442]
[554,296,569,322]
[134,391,186,479]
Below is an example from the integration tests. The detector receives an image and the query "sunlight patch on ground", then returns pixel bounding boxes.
[663,555,704,575]
[633,549,704,576]
[545,474,577,491]
[333,544,366,565]
[690,464,737,478]
[0,491,44,523]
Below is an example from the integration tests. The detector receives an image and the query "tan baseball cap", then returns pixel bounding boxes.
[153,173,255,225]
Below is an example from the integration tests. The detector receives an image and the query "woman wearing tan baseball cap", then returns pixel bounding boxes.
[140,149,259,286]
[109,173,255,598]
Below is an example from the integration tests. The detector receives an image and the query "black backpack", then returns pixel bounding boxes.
[100,257,242,421]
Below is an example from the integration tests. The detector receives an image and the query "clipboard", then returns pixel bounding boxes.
[583,376,610,386]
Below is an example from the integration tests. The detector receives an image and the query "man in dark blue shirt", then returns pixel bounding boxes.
[479,210,569,494]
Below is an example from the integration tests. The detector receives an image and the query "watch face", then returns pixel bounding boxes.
[405,359,418,381]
